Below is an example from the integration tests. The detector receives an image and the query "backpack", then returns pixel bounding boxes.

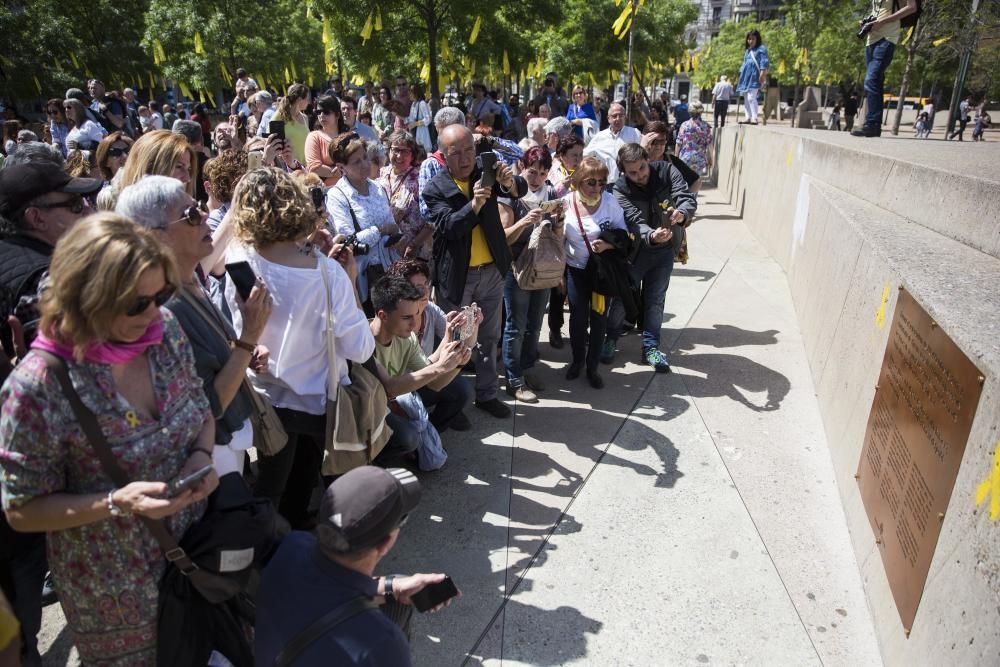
[893,0,921,29]
[513,219,566,290]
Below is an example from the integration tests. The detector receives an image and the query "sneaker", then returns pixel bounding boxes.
[506,384,539,403]
[644,348,672,373]
[523,373,545,392]
[851,126,881,138]
[549,330,565,349]
[41,571,58,607]
[446,411,471,431]
[599,338,617,364]
[475,397,511,418]
[565,361,583,380]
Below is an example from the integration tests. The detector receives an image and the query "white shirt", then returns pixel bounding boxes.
[224,246,375,415]
[151,112,164,130]
[712,81,734,101]
[65,120,107,150]
[583,125,642,183]
[561,191,627,270]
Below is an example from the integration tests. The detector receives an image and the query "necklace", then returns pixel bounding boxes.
[296,241,315,256]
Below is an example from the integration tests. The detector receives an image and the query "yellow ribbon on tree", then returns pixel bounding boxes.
[33,76,43,95]
[618,16,632,39]
[932,36,951,47]
[322,16,331,45]
[778,60,786,76]
[420,59,430,81]
[360,11,374,44]
[369,64,379,80]
[69,52,81,68]
[502,50,510,76]
[194,32,205,55]
[290,60,298,81]
[375,7,383,31]
[153,39,167,65]
[220,62,231,84]
[179,81,194,99]
[469,16,482,44]
[284,67,291,84]
[612,4,631,36]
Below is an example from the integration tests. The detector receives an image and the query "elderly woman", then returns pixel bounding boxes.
[94,131,132,185]
[522,116,547,150]
[378,129,429,260]
[566,86,597,140]
[326,132,401,309]
[499,146,563,403]
[225,167,374,528]
[543,117,572,156]
[676,101,714,176]
[116,177,273,477]
[305,94,349,186]
[561,157,628,389]
[0,213,217,664]
[63,98,106,151]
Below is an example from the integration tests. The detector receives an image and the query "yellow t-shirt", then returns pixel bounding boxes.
[454,178,493,267]
[868,0,902,45]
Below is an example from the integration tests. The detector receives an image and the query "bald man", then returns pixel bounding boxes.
[420,125,527,419]
[582,102,642,182]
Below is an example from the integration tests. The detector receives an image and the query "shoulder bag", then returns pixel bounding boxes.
[513,197,566,291]
[317,254,393,475]
[178,287,287,457]
[273,596,378,667]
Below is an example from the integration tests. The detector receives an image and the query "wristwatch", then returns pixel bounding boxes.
[382,574,397,602]
[107,489,130,517]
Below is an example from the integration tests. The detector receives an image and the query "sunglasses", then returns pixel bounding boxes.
[158,201,207,229]
[582,178,607,188]
[315,108,337,116]
[32,195,87,215]
[125,285,176,317]
[107,147,129,158]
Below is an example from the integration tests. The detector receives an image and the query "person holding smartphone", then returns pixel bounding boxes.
[257,466,458,666]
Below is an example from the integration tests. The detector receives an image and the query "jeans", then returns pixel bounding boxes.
[255,408,326,528]
[436,266,505,402]
[0,519,45,666]
[418,375,473,428]
[949,119,968,141]
[864,38,896,131]
[384,412,421,461]
[714,100,729,128]
[502,272,549,385]
[566,265,608,372]
[606,248,674,353]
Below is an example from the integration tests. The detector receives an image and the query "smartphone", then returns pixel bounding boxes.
[477,152,497,189]
[539,200,563,214]
[165,464,213,498]
[225,261,257,301]
[410,576,459,612]
[269,120,285,141]
[248,150,263,170]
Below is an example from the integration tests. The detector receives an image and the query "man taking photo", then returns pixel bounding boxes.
[853,0,918,138]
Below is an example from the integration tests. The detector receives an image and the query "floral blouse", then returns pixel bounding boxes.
[378,164,428,259]
[676,118,713,175]
[0,310,210,663]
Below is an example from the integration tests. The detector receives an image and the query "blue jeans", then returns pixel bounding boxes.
[864,38,896,131]
[607,247,674,352]
[502,272,549,385]
[418,376,473,429]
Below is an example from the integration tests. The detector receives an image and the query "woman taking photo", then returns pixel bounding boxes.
[565,86,597,141]
[94,131,133,186]
[116,176,273,477]
[0,213,217,664]
[737,29,769,125]
[63,98,106,151]
[305,94,349,186]
[327,132,401,307]
[499,146,563,403]
[405,83,433,153]
[225,167,374,528]
[378,129,429,260]
[272,83,311,165]
[560,157,627,389]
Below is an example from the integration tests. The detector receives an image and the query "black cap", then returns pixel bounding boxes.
[0,163,102,219]
[318,467,421,553]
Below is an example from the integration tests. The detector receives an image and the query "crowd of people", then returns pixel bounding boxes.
[0,64,711,666]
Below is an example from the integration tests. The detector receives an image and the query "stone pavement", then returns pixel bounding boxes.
[36,186,883,666]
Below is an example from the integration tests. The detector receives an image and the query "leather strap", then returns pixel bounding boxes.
[273,596,378,667]
[36,350,201,576]
[571,193,595,255]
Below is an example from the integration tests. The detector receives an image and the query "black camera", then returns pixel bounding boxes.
[857,14,877,39]
[343,234,370,256]
[310,186,325,213]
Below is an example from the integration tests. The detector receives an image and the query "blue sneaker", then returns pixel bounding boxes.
[644,348,671,373]
[599,338,617,364]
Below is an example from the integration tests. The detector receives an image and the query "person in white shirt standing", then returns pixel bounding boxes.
[582,103,641,183]
[711,75,734,128]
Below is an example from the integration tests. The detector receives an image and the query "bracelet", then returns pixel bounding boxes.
[233,339,256,354]
[107,489,130,517]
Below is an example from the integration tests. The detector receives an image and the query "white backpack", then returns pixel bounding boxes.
[513,220,566,290]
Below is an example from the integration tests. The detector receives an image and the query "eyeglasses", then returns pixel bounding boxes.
[582,178,607,188]
[31,195,87,215]
[125,285,177,317]
[651,139,667,146]
[389,146,412,155]
[107,147,129,158]
[158,201,207,229]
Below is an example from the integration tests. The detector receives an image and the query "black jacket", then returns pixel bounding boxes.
[423,168,526,304]
[613,160,697,255]
[0,234,52,357]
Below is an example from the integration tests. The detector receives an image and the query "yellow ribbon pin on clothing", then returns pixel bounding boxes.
[126,410,140,428]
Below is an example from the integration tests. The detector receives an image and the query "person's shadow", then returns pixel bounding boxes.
[670,351,790,412]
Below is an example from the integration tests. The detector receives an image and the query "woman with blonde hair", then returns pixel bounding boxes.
[94,131,133,184]
[118,129,196,196]
[63,98,106,151]
[0,213,217,664]
[224,167,374,528]
[271,83,311,165]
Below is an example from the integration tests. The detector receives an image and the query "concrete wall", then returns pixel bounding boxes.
[715,126,1000,666]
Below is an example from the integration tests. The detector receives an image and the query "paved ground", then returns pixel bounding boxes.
[36,184,883,666]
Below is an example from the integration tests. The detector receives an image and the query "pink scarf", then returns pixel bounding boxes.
[32,318,165,365]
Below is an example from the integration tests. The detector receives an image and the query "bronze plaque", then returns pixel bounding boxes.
[857,288,983,632]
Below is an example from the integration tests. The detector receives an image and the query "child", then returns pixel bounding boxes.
[827,104,841,131]
[915,111,929,139]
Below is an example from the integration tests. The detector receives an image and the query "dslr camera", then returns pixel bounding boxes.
[857,14,877,39]
[342,234,370,256]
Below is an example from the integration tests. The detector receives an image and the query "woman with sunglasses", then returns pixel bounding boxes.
[327,132,401,308]
[94,132,133,186]
[117,176,273,478]
[560,157,627,389]
[378,129,429,260]
[305,95,349,186]
[46,98,70,156]
[63,98,107,152]
[0,213,218,664]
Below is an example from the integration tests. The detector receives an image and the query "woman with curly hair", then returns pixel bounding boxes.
[94,131,133,185]
[203,150,248,232]
[271,83,311,165]
[224,167,374,528]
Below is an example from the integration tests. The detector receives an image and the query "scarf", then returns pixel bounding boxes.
[32,317,165,365]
